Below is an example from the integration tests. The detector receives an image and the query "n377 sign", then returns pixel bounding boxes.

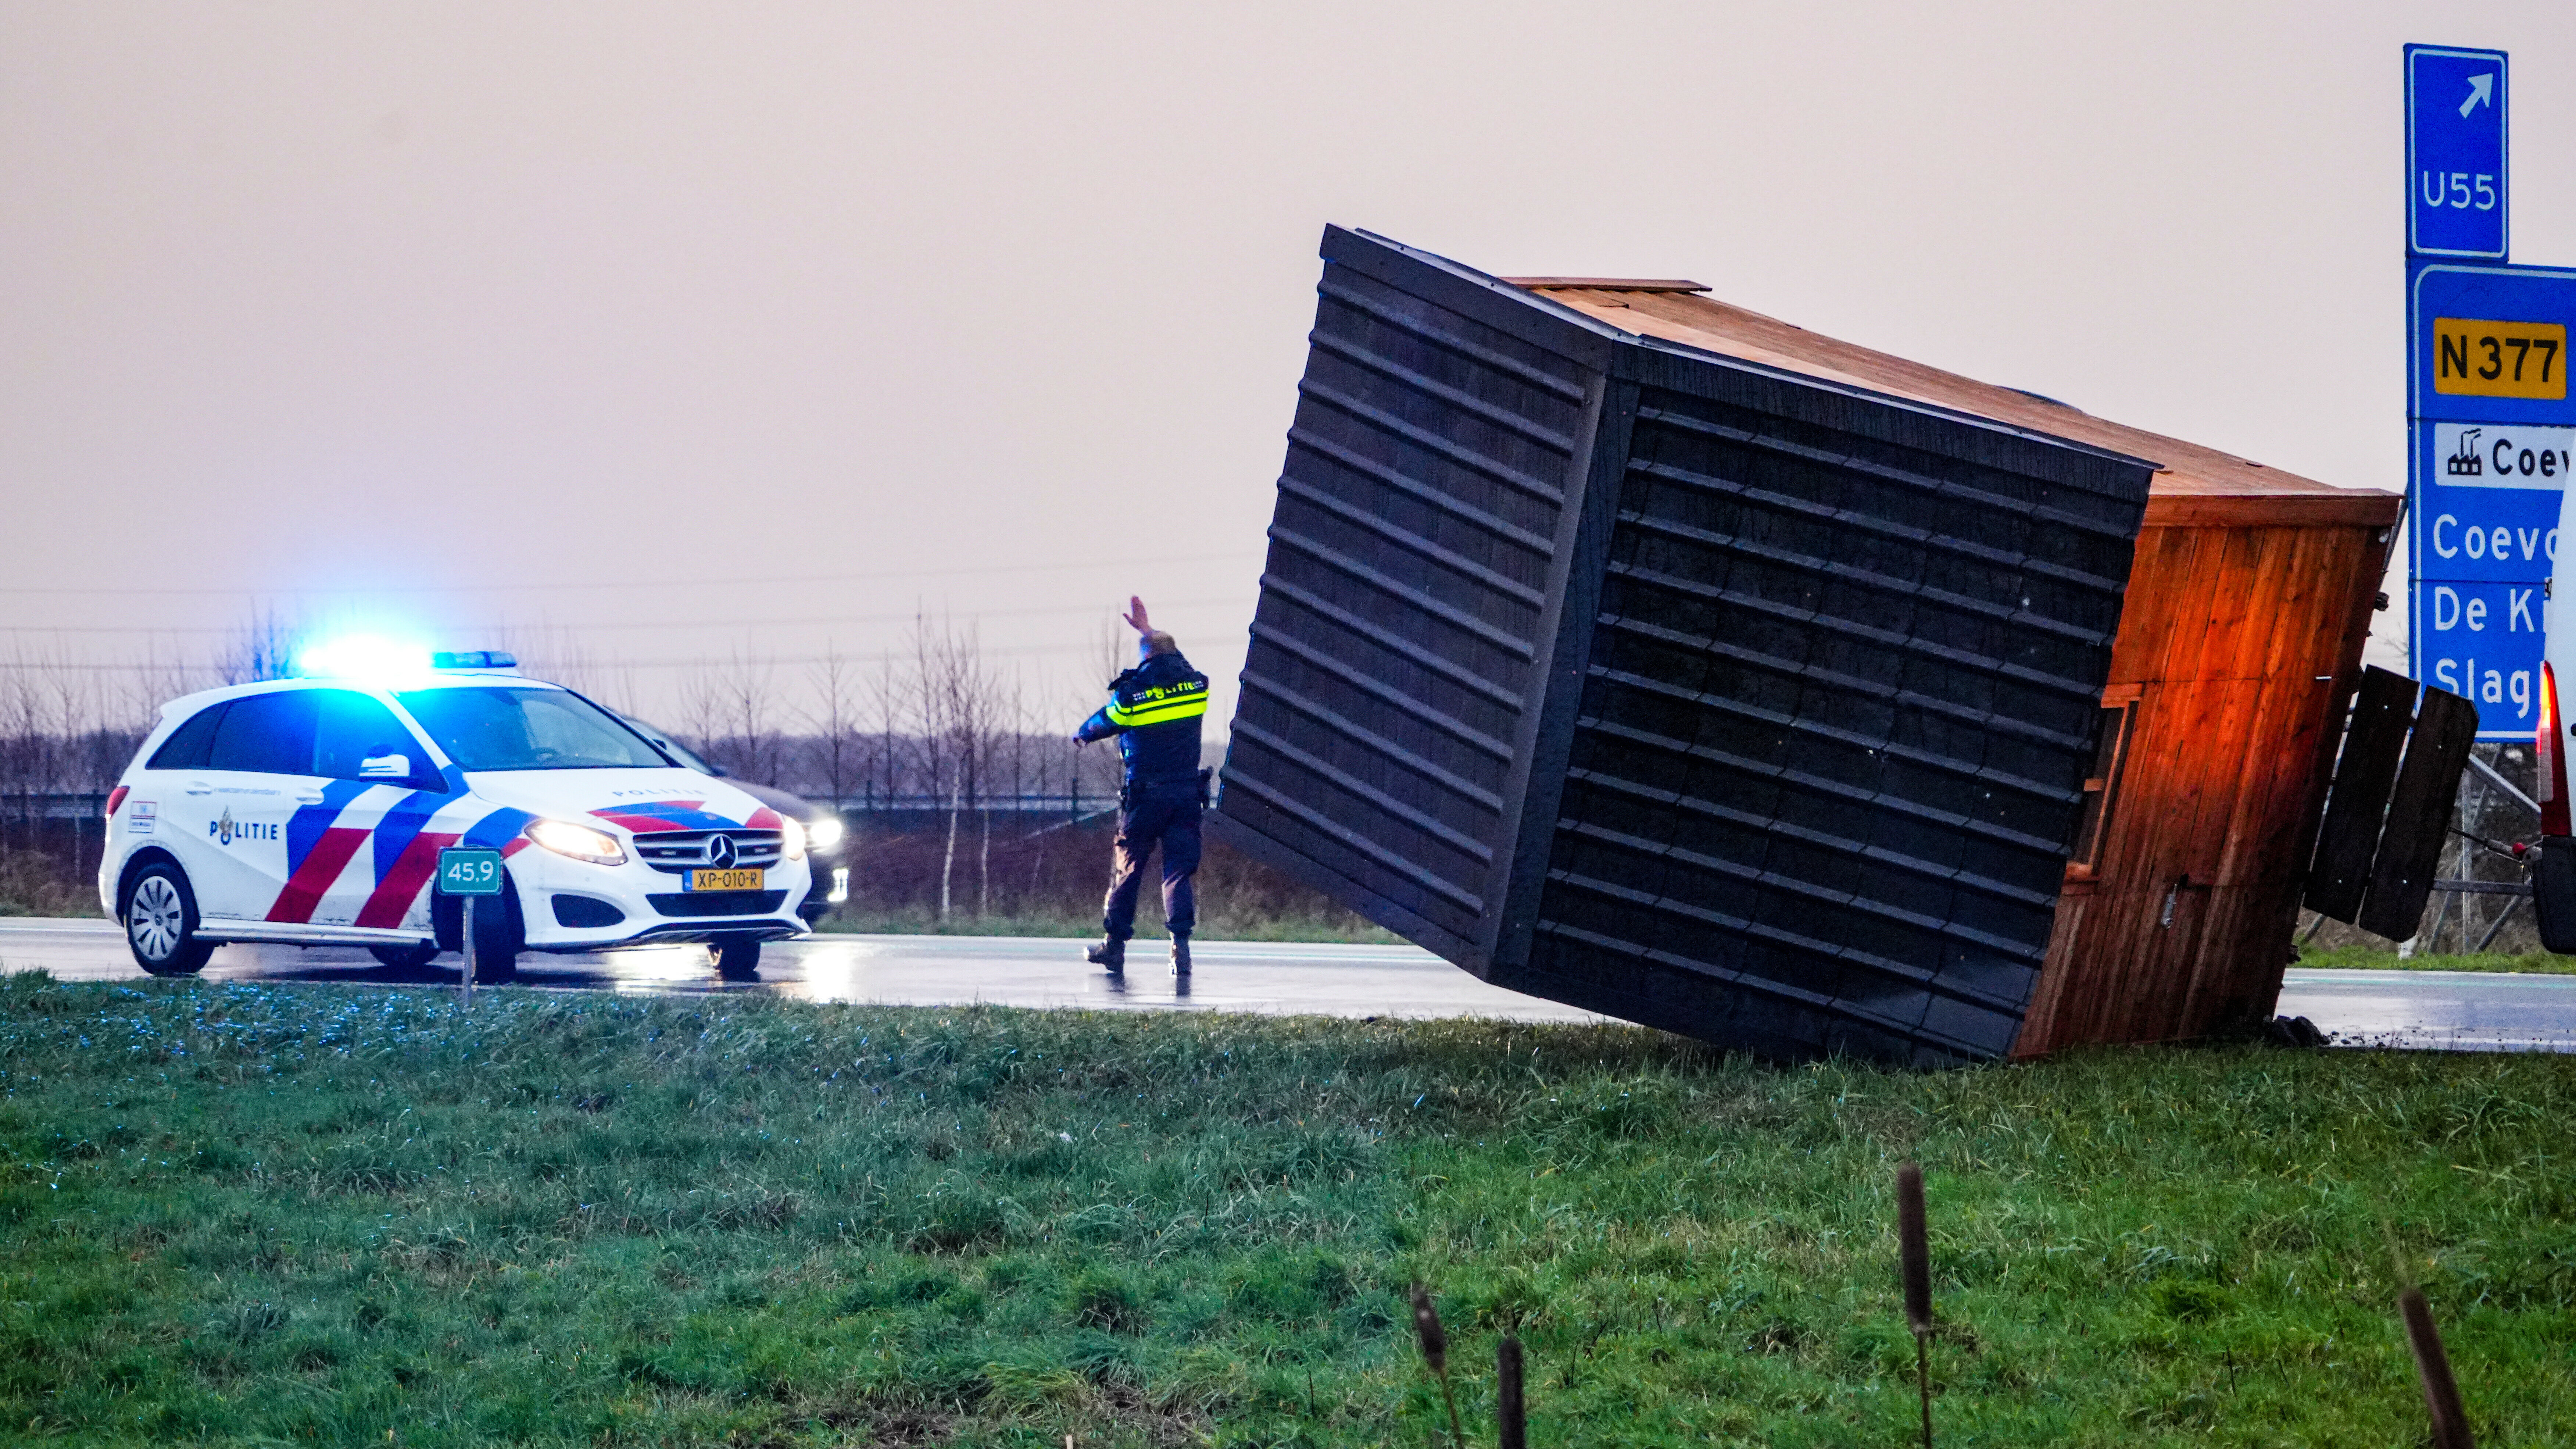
[2409,265,2576,740]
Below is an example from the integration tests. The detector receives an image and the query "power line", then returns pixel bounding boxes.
[0,595,1258,638]
[0,638,1250,674]
[0,550,1261,598]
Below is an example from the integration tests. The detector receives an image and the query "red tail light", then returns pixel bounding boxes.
[104,786,128,820]
[2541,663,2570,837]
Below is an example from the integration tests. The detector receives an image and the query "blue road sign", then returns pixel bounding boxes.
[2407,45,2508,259]
[2410,261,2576,738]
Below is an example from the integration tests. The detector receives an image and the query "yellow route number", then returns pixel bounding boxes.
[2434,317,2568,399]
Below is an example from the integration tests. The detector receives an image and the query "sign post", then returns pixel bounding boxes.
[436,847,505,1007]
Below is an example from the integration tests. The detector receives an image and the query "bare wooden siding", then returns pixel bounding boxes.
[2015,515,2391,1055]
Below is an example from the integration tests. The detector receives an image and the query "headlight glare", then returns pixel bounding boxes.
[525,818,627,866]
[779,815,808,861]
[805,815,844,852]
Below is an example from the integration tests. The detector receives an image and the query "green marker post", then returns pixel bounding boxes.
[436,847,505,1007]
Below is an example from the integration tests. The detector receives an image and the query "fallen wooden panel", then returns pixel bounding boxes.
[2358,686,2480,941]
[2305,666,2420,922]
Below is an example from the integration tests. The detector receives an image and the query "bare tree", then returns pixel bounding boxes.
[893,613,958,919]
[499,623,640,717]
[0,650,42,854]
[897,610,1028,922]
[805,646,864,809]
[865,647,910,811]
[925,617,972,922]
[1093,613,1130,686]
[42,659,91,871]
[975,667,1030,917]
[119,640,201,739]
[678,652,786,784]
[214,608,299,685]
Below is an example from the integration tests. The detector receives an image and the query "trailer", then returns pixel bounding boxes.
[1212,227,2402,1064]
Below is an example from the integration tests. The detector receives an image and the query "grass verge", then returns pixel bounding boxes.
[2,975,2571,1446]
[0,850,100,920]
[2299,943,2576,975]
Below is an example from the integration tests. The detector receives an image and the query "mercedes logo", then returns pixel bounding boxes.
[706,835,737,868]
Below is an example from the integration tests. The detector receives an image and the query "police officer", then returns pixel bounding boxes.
[1072,597,1211,974]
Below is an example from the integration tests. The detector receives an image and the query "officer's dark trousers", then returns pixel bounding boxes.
[1102,784,1201,941]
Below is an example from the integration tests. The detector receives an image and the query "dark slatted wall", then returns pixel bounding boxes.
[1524,363,2151,1064]
[1218,233,1607,959]
[1220,229,2161,1064]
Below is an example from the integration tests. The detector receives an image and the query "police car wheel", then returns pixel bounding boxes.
[709,936,762,980]
[468,907,520,983]
[369,943,441,971]
[126,865,214,978]
[455,876,522,984]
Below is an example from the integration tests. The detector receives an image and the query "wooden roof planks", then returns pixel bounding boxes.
[1514,280,2402,528]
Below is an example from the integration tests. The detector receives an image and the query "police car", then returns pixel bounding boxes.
[97,649,813,982]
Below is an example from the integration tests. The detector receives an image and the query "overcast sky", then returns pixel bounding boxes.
[6,1,2573,727]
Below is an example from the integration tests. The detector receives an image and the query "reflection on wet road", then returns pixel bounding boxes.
[4,919,2570,1051]
[0,918,1606,1024]
[2274,966,2576,1053]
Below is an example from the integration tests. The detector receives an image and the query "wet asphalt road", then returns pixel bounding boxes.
[0,918,1605,1024]
[3,918,2572,1052]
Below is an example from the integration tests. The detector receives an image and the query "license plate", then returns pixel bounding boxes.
[687,868,765,892]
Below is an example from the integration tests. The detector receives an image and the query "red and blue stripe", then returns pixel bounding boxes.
[265,781,375,924]
[589,799,736,833]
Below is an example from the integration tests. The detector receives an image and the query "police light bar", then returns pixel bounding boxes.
[431,650,518,671]
[296,635,429,680]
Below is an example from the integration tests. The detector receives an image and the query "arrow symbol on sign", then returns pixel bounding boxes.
[2460,72,2495,117]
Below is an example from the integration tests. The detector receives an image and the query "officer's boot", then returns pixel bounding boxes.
[1168,932,1192,975]
[1085,936,1126,972]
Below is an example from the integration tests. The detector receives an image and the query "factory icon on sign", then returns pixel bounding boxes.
[2448,427,2485,476]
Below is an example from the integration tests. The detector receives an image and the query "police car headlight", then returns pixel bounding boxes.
[779,815,808,861]
[525,818,627,866]
[805,815,843,852]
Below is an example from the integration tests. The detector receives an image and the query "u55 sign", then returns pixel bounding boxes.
[2408,45,2508,260]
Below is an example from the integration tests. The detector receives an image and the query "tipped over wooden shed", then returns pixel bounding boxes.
[1503,276,2401,1054]
[1218,228,2400,1062]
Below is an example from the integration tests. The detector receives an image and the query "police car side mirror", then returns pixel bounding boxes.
[359,752,413,780]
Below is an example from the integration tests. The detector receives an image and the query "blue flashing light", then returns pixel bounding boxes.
[431,650,518,671]
[294,635,433,682]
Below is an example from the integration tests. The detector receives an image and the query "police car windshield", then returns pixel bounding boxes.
[394,687,673,771]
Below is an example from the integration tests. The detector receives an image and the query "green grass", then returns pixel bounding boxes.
[2299,943,2576,975]
[2,975,2571,1446]
[0,851,100,920]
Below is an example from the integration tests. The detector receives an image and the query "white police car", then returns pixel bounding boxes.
[97,649,812,982]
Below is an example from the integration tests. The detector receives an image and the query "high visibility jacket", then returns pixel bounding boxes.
[1076,652,1209,787]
